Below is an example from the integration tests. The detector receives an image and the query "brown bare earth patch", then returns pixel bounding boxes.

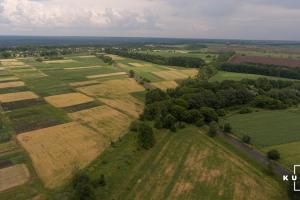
[98,94,144,118]
[150,81,178,90]
[17,122,106,188]
[229,55,300,68]
[0,164,30,192]
[0,81,25,89]
[87,72,127,79]
[45,92,94,108]
[78,78,144,97]
[69,105,132,142]
[0,91,39,103]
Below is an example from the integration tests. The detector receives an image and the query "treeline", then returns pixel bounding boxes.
[141,78,300,131]
[105,48,205,68]
[220,63,300,80]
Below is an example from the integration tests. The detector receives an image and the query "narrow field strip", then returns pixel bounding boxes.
[150,81,178,90]
[64,66,102,70]
[43,59,76,64]
[0,91,39,103]
[87,72,127,79]
[69,80,99,87]
[0,81,25,89]
[44,92,94,108]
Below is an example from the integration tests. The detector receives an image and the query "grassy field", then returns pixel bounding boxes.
[50,125,287,200]
[226,108,300,147]
[209,71,296,82]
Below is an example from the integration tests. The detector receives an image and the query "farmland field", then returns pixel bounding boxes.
[60,126,288,200]
[226,108,300,147]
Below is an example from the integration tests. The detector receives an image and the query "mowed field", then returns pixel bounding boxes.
[71,126,287,200]
[226,108,300,170]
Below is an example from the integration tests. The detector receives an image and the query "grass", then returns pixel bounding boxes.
[209,71,295,82]
[50,125,287,200]
[131,91,147,103]
[226,108,300,147]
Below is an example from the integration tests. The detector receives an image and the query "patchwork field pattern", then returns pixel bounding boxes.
[69,105,132,142]
[87,72,127,79]
[0,164,30,192]
[44,92,94,108]
[17,122,106,188]
[150,81,178,90]
[0,91,39,103]
[43,59,76,64]
[78,78,144,97]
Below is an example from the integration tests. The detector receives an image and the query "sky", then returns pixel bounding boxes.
[0,0,300,41]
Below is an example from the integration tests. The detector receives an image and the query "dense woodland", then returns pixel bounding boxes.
[220,63,300,80]
[105,48,205,68]
[141,78,300,131]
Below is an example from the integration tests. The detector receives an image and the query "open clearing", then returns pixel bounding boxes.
[0,91,39,103]
[81,126,287,200]
[79,78,144,97]
[43,59,76,64]
[150,81,178,90]
[17,122,105,188]
[87,72,127,79]
[0,81,25,89]
[98,95,144,118]
[44,92,94,108]
[226,108,300,147]
[0,164,30,192]
[152,69,198,80]
[69,105,132,142]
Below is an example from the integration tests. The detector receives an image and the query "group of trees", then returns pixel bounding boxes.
[105,48,205,68]
[97,54,113,65]
[220,63,300,80]
[140,78,300,132]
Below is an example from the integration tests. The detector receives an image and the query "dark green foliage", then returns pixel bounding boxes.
[163,114,177,129]
[93,174,106,187]
[138,123,155,149]
[223,123,232,133]
[242,135,251,144]
[129,70,135,78]
[208,122,218,137]
[197,65,217,80]
[176,121,186,129]
[71,172,95,200]
[220,62,300,80]
[267,149,280,160]
[105,49,205,68]
[97,54,113,64]
[1,51,12,58]
[195,118,205,127]
[239,107,252,114]
[129,120,140,132]
[200,107,218,122]
[145,89,168,104]
[217,109,226,117]
[154,117,163,129]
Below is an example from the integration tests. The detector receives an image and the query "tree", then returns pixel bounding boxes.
[138,123,155,149]
[145,89,168,104]
[163,114,177,129]
[208,122,218,137]
[1,51,12,58]
[242,135,251,144]
[129,120,140,132]
[223,123,232,133]
[129,70,135,78]
[267,149,280,160]
[71,171,95,200]
[200,107,218,122]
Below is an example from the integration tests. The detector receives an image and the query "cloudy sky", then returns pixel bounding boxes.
[0,0,300,40]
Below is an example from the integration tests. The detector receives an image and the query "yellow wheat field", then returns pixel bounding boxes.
[43,59,76,64]
[78,55,96,58]
[129,63,152,67]
[69,105,132,142]
[0,91,39,103]
[69,80,99,87]
[0,164,30,192]
[0,77,19,82]
[152,69,198,80]
[98,94,144,118]
[45,92,94,108]
[64,66,102,70]
[150,81,178,90]
[17,122,106,188]
[0,81,25,89]
[79,78,144,97]
[0,60,25,66]
[87,72,127,79]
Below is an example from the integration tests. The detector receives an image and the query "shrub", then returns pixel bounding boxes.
[208,122,218,137]
[71,171,95,200]
[223,123,232,133]
[138,123,155,149]
[242,135,251,144]
[163,114,177,129]
[129,120,140,132]
[239,107,252,114]
[267,149,280,160]
[200,107,218,122]
[217,109,226,117]
[195,118,205,127]
[176,121,186,129]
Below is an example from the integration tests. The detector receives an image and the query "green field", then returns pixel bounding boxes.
[209,71,295,82]
[226,108,300,147]
[50,126,287,200]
